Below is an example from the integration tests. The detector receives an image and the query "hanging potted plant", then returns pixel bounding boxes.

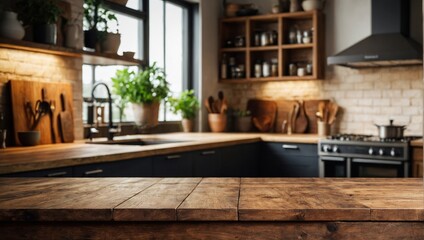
[168,90,200,132]
[16,0,62,44]
[97,8,120,53]
[111,63,170,129]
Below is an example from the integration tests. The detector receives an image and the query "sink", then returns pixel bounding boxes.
[86,138,188,146]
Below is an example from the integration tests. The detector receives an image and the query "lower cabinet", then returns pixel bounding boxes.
[73,158,153,177]
[1,166,73,177]
[260,142,319,177]
[221,143,259,177]
[412,146,423,177]
[153,152,193,177]
[193,149,222,177]
[1,142,319,178]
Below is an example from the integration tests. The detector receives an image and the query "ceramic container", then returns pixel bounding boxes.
[0,11,25,40]
[302,0,324,11]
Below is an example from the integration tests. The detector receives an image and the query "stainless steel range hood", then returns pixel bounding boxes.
[327,0,422,68]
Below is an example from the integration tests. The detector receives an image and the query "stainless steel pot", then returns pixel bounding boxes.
[375,120,406,139]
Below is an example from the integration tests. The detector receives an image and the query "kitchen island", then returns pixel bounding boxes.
[0,178,423,239]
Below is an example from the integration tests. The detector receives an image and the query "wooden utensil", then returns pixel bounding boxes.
[204,99,213,113]
[289,101,299,134]
[328,102,339,125]
[294,100,308,134]
[58,93,74,143]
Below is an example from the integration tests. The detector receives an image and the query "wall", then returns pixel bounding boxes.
[0,0,84,142]
[219,0,423,135]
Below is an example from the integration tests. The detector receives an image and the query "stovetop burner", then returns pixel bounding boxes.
[327,134,420,143]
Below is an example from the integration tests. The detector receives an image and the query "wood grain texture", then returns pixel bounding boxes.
[1,222,424,240]
[177,178,240,221]
[10,80,73,145]
[0,178,423,223]
[114,178,201,221]
[247,99,277,133]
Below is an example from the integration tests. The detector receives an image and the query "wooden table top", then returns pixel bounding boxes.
[0,178,423,222]
[0,133,321,174]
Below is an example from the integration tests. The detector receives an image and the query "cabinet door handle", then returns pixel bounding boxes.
[201,150,216,155]
[282,144,299,150]
[166,155,181,159]
[84,169,104,175]
[46,171,68,177]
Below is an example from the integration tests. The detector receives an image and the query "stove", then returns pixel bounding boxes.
[318,134,420,178]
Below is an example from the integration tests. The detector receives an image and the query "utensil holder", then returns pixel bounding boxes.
[317,121,330,136]
[208,113,227,132]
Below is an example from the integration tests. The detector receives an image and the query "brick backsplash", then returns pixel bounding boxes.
[222,65,423,136]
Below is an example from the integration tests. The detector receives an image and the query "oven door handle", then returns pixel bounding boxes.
[320,156,345,162]
[352,158,402,165]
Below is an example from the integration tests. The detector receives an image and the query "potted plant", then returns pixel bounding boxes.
[16,0,62,44]
[168,90,200,132]
[234,109,252,132]
[84,0,120,53]
[111,63,170,129]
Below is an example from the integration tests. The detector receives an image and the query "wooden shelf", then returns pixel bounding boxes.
[219,10,325,83]
[0,38,143,66]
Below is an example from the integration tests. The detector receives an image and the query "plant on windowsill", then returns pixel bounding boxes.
[168,90,200,132]
[15,0,62,44]
[111,63,170,129]
[84,0,121,53]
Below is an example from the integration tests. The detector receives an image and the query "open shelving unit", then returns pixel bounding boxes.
[219,10,325,83]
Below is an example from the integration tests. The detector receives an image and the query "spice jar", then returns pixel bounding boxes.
[254,31,261,46]
[289,63,297,76]
[262,61,270,77]
[254,61,262,78]
[261,32,269,46]
[271,58,278,76]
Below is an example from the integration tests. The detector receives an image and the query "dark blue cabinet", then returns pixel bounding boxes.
[221,143,259,177]
[260,142,319,177]
[73,158,153,177]
[153,152,193,177]
[192,149,222,177]
[1,166,73,177]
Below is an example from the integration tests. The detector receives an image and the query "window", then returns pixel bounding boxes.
[82,0,196,125]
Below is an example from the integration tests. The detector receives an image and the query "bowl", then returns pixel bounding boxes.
[18,131,40,146]
[302,0,323,11]
[123,51,135,58]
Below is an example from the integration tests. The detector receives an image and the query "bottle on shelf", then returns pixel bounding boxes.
[254,60,262,78]
[271,58,278,77]
[262,60,271,77]
[221,54,228,79]
[229,56,237,78]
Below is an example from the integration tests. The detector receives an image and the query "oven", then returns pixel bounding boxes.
[318,135,412,178]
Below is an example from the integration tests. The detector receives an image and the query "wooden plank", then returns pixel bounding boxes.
[114,178,201,221]
[177,178,240,221]
[0,178,160,221]
[239,178,370,221]
[1,222,424,240]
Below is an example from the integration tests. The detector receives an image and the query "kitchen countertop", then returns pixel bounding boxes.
[1,178,423,239]
[411,138,423,147]
[0,133,321,174]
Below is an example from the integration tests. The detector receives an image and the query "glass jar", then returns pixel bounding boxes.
[254,61,262,78]
[262,61,270,77]
[271,58,278,77]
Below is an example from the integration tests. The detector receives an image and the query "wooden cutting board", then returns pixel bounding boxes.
[274,99,298,133]
[10,80,74,145]
[58,93,75,143]
[247,99,277,133]
[294,101,308,134]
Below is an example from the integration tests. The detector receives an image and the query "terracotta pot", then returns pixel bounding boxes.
[132,101,160,129]
[236,116,252,132]
[101,32,121,54]
[181,118,194,132]
[208,113,227,132]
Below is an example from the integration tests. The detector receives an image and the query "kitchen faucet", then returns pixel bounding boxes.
[90,82,119,141]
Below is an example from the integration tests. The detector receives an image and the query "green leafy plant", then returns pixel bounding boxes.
[16,0,62,25]
[234,109,251,117]
[111,63,170,104]
[168,90,200,119]
[84,0,118,33]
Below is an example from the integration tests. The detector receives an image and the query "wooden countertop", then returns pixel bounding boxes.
[0,133,321,174]
[411,138,423,147]
[0,178,423,222]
